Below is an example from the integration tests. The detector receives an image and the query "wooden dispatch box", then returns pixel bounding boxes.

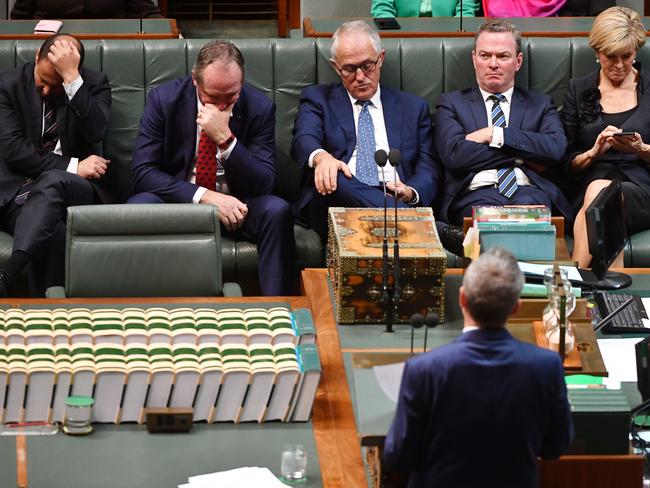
[327,207,446,324]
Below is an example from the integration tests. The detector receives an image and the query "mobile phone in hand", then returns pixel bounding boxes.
[613,131,636,137]
[374,17,401,30]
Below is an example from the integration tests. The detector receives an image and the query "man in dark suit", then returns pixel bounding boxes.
[0,34,111,296]
[384,247,574,488]
[11,0,162,19]
[434,19,572,255]
[130,40,293,296]
[291,20,440,239]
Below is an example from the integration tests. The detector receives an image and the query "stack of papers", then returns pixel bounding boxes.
[179,467,290,488]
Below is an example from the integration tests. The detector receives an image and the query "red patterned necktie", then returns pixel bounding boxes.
[195,130,217,191]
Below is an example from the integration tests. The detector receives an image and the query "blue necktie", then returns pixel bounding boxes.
[355,100,379,186]
[489,94,518,199]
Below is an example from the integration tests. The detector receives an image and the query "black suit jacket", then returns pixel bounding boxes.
[0,62,113,204]
[11,0,162,19]
[434,85,572,222]
[560,69,650,207]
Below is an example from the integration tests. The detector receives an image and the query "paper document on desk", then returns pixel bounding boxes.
[373,362,405,403]
[182,467,289,488]
[517,262,582,282]
[597,337,645,383]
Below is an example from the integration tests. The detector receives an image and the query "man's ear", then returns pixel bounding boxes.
[459,286,467,309]
[510,298,522,316]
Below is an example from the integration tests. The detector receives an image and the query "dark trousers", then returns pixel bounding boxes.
[128,192,295,296]
[448,185,552,225]
[309,173,410,240]
[0,169,98,295]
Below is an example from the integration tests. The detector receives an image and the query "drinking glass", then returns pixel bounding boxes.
[281,444,307,482]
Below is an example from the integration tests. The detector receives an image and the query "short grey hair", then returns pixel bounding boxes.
[474,19,522,54]
[192,40,245,83]
[462,247,523,328]
[330,20,382,61]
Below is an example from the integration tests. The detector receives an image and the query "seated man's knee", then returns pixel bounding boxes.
[260,195,291,220]
[126,192,166,204]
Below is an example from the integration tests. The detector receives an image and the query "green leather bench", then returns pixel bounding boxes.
[1,36,649,294]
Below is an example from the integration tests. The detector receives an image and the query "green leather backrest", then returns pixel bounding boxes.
[65,204,222,297]
[3,37,650,205]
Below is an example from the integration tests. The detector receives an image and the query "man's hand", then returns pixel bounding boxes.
[197,103,233,146]
[47,39,81,84]
[313,152,352,195]
[465,127,493,144]
[386,181,414,204]
[200,189,248,231]
[78,155,109,179]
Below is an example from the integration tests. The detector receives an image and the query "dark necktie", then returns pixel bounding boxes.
[355,100,379,186]
[41,98,58,152]
[15,99,58,205]
[489,94,518,198]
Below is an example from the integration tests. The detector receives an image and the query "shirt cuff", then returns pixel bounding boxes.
[490,126,504,148]
[66,157,79,174]
[63,75,83,100]
[217,137,237,160]
[408,186,419,205]
[193,186,208,204]
[308,149,326,168]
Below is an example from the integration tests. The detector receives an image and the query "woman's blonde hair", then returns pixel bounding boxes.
[589,6,646,56]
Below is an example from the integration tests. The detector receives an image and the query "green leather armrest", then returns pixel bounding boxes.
[65,204,224,297]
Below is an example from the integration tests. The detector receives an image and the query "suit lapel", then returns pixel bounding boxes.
[381,87,405,179]
[508,88,525,129]
[182,81,198,174]
[24,64,43,146]
[330,84,355,157]
[467,86,488,131]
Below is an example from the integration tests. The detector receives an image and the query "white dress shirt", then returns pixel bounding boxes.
[468,86,531,190]
[48,75,83,174]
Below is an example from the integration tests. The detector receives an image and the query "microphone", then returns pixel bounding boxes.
[409,313,424,354]
[388,149,401,326]
[375,149,390,325]
[422,312,439,353]
[593,296,635,334]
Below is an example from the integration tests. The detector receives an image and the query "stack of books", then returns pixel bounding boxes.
[471,205,556,261]
[0,306,320,425]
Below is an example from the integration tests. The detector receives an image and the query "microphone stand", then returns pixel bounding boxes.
[458,0,464,33]
[374,150,393,333]
[388,149,401,333]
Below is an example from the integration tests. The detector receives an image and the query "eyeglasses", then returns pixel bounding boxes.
[336,55,381,78]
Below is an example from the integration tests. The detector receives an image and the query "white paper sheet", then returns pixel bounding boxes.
[597,337,645,383]
[183,467,290,488]
[373,362,405,403]
[518,261,582,282]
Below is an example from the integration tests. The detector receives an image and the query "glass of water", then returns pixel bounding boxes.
[281,444,307,482]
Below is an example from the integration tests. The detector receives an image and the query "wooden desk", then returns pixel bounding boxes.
[304,16,650,38]
[0,18,180,40]
[300,268,644,488]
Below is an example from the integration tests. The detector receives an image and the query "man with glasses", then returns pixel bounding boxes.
[0,34,112,296]
[291,20,440,240]
[433,19,572,255]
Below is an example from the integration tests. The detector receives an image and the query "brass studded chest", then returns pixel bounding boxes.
[327,207,447,324]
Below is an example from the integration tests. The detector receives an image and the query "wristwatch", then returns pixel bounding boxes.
[217,134,235,151]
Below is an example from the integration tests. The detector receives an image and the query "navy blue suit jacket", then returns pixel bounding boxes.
[384,327,574,488]
[291,83,440,210]
[434,86,572,222]
[131,76,276,202]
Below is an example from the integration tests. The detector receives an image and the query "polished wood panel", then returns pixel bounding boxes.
[302,268,368,488]
[0,19,179,40]
[539,454,644,488]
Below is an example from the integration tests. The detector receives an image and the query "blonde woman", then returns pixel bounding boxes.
[561,6,650,267]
